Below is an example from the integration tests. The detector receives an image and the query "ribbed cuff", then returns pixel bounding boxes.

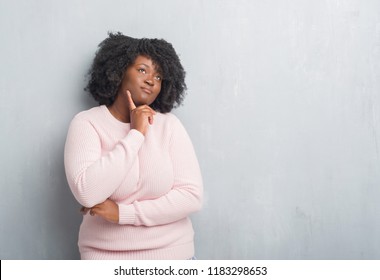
[122,129,145,150]
[118,203,136,225]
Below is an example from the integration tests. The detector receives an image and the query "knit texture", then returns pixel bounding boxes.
[64,105,203,259]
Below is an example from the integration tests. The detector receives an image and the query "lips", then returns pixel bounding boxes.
[141,87,152,95]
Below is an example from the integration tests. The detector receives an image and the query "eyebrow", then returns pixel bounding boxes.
[137,63,151,68]
[137,63,162,75]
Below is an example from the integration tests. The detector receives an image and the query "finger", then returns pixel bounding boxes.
[137,110,155,124]
[140,105,156,115]
[90,209,96,216]
[80,206,89,215]
[89,205,100,216]
[126,90,137,111]
[90,207,107,219]
[135,107,156,117]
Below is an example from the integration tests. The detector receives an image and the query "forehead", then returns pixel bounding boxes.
[133,55,161,72]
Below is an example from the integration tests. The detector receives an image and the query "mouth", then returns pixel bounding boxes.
[141,87,152,95]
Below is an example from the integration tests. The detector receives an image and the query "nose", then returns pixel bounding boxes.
[145,76,154,86]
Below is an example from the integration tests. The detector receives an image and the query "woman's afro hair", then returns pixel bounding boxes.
[85,32,187,113]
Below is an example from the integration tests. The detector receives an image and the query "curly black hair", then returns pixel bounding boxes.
[85,32,187,113]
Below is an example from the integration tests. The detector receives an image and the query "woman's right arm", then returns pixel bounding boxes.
[64,116,144,208]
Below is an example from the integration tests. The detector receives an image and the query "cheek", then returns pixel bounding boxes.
[120,77,131,90]
[155,83,162,94]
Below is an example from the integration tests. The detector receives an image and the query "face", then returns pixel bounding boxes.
[118,55,163,107]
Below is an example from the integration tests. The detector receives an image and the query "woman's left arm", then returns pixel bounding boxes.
[118,117,203,226]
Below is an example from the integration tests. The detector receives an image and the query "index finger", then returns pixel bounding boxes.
[126,90,137,111]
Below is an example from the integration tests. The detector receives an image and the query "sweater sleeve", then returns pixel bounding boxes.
[64,116,144,208]
[118,116,203,226]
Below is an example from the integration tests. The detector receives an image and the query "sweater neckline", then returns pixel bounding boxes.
[100,105,131,129]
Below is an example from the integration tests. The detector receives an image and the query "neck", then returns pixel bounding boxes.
[107,97,130,123]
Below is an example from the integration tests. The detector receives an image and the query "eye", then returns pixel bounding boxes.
[138,68,146,74]
[155,75,162,81]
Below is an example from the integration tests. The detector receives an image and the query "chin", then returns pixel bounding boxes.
[137,99,154,106]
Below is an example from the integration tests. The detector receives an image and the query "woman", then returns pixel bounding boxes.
[64,32,203,260]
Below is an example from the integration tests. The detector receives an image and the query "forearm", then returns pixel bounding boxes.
[70,138,141,207]
[118,181,203,226]
[64,119,144,207]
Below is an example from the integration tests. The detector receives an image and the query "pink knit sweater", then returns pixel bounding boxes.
[64,105,203,259]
